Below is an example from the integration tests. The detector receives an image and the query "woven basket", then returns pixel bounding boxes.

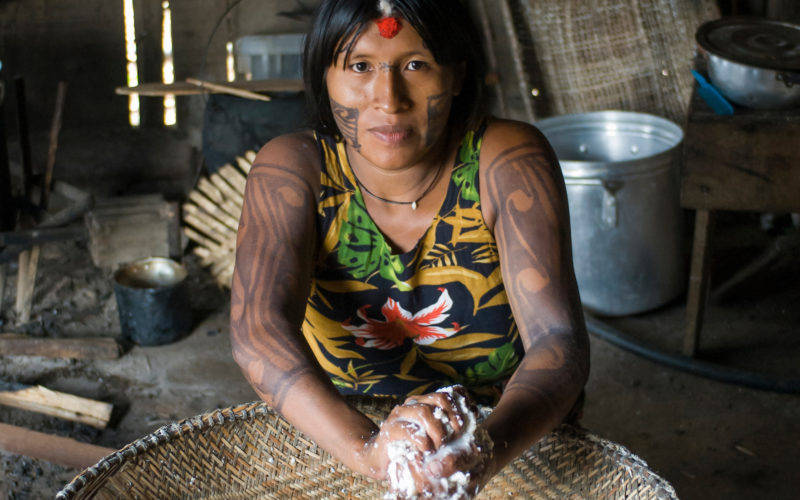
[56,397,677,499]
[503,0,720,124]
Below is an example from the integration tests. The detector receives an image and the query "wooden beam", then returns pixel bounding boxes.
[0,422,115,470]
[0,334,122,359]
[0,381,113,429]
[115,78,303,97]
[186,77,272,102]
[0,225,88,247]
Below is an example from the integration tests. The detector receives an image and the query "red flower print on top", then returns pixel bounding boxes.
[343,289,460,349]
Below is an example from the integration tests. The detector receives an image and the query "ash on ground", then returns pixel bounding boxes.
[1,240,226,498]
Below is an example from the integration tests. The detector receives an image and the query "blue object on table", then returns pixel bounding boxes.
[691,69,734,116]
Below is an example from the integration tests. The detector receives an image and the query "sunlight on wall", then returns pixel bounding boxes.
[123,0,140,127]
[226,41,236,82]
[162,1,176,126]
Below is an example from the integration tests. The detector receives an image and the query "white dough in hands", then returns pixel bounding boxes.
[384,386,493,500]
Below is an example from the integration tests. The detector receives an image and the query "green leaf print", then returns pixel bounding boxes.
[463,342,519,386]
[453,131,481,202]
[338,194,411,291]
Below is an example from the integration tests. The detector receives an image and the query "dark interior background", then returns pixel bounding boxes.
[0,0,798,202]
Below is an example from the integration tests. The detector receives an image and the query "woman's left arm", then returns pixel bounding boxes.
[479,119,591,478]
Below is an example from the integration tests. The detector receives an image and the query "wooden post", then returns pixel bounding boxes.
[0,266,6,315]
[14,76,34,200]
[0,82,11,311]
[40,81,67,211]
[14,82,67,324]
[0,79,14,231]
[683,209,715,357]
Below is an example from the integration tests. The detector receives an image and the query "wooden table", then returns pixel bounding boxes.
[680,89,800,356]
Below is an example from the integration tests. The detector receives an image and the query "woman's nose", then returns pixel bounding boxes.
[372,69,409,113]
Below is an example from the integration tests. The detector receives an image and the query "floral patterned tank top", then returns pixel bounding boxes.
[303,126,524,402]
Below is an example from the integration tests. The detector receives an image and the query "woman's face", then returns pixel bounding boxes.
[325,19,463,171]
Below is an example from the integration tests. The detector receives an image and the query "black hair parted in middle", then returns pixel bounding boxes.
[303,0,487,140]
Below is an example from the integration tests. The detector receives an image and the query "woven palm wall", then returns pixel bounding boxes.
[499,0,720,124]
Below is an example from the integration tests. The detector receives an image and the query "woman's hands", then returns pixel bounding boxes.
[360,386,493,499]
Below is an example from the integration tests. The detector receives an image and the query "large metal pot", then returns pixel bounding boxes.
[696,17,800,110]
[535,111,685,316]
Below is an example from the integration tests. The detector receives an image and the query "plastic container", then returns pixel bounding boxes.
[234,34,304,81]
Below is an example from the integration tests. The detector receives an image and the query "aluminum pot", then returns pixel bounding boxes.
[697,17,800,110]
[535,111,685,316]
[706,53,800,109]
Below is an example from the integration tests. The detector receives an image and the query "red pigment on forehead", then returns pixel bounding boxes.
[376,17,402,38]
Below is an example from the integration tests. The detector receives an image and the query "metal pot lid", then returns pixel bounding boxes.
[696,17,800,72]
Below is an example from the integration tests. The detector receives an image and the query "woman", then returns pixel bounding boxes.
[230,0,589,497]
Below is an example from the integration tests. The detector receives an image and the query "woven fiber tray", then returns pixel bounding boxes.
[56,397,678,499]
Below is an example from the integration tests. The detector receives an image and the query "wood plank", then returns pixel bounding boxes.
[14,245,40,324]
[0,422,115,470]
[186,77,272,102]
[186,192,240,230]
[115,78,303,97]
[219,163,248,193]
[0,381,113,429]
[0,334,121,359]
[681,90,800,212]
[0,225,88,246]
[183,203,234,242]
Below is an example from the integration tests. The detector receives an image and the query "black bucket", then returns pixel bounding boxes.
[113,257,191,346]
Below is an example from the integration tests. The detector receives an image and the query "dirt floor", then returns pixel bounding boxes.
[0,212,798,500]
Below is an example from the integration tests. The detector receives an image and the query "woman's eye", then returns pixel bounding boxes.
[350,62,370,73]
[406,60,428,71]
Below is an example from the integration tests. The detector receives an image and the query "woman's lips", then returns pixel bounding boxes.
[369,126,412,145]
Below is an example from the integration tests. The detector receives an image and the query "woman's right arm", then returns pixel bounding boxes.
[229,133,381,476]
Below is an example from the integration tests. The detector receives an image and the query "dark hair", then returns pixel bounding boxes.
[303,0,487,139]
